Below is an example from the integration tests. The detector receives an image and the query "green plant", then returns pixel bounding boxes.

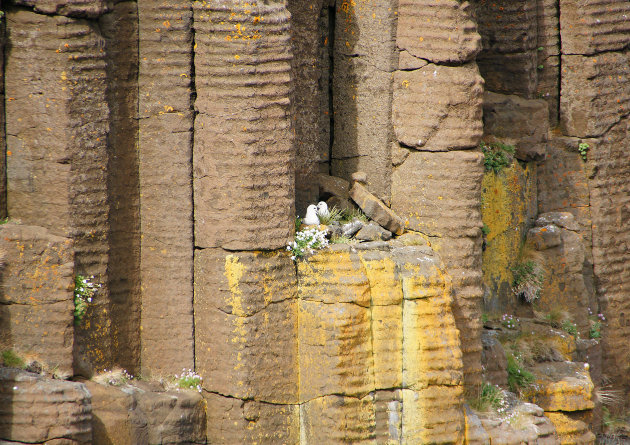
[481,142,515,173]
[1,349,25,369]
[537,46,544,51]
[537,64,544,70]
[330,234,352,244]
[507,351,535,393]
[481,224,490,236]
[318,206,344,225]
[341,207,368,224]
[73,275,100,325]
[511,260,544,303]
[561,319,578,337]
[468,382,505,412]
[481,313,489,324]
[294,216,302,233]
[287,227,329,260]
[578,142,589,162]
[0,217,8,225]
[589,320,602,339]
[174,368,203,392]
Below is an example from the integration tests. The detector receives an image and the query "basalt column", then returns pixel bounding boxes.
[193,2,298,442]
[5,8,112,374]
[331,0,398,204]
[101,1,141,374]
[558,0,630,395]
[391,0,485,389]
[137,0,195,376]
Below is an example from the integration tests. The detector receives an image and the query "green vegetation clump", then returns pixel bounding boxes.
[468,382,505,412]
[74,275,100,325]
[561,320,578,337]
[511,260,544,303]
[506,351,535,394]
[578,142,589,162]
[1,350,25,369]
[481,142,516,173]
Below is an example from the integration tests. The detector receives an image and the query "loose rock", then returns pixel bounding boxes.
[350,183,405,235]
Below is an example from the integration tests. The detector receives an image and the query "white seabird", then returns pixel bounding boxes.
[303,204,320,225]
[317,201,330,218]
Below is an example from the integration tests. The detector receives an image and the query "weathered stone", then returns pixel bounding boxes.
[204,392,299,445]
[586,118,630,391]
[101,1,141,375]
[87,381,206,445]
[350,183,404,235]
[194,249,298,404]
[528,225,563,250]
[536,212,580,232]
[374,390,402,443]
[14,0,109,18]
[545,412,596,445]
[330,0,397,205]
[402,387,465,444]
[341,220,364,238]
[0,223,74,376]
[351,171,368,184]
[6,9,112,373]
[481,330,508,388]
[514,321,577,363]
[301,394,376,443]
[396,0,481,64]
[478,400,560,445]
[318,174,350,200]
[473,0,538,97]
[290,0,328,214]
[355,223,392,242]
[393,63,484,151]
[536,0,560,125]
[137,0,194,376]
[528,224,591,335]
[560,0,630,55]
[536,136,593,262]
[482,92,549,161]
[371,305,403,389]
[393,150,484,388]
[524,362,595,412]
[561,52,630,138]
[298,299,374,400]
[0,368,91,444]
[463,405,490,445]
[193,2,294,250]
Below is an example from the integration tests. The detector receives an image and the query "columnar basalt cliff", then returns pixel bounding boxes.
[1,0,629,443]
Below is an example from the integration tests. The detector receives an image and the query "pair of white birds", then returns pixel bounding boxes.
[303,201,329,225]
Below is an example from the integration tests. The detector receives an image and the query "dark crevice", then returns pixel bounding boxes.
[327,5,335,175]
[190,6,197,373]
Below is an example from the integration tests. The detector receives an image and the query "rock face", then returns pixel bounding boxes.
[3,0,630,442]
[0,224,74,376]
[193,1,294,251]
[137,0,195,377]
[0,368,92,444]
[86,381,206,445]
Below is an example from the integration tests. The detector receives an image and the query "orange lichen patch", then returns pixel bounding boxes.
[481,161,537,309]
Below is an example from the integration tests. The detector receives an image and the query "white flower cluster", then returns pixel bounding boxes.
[287,227,329,260]
[175,368,203,393]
